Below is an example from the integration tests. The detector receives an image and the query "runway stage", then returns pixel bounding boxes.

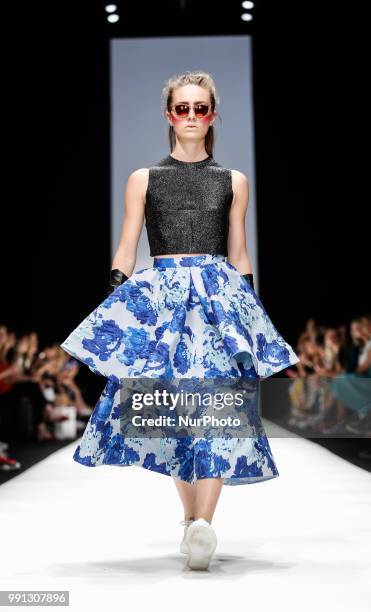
[1,421,370,612]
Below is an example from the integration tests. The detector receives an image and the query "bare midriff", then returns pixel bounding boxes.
[154,253,210,258]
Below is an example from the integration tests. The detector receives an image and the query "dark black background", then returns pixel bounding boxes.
[2,1,365,352]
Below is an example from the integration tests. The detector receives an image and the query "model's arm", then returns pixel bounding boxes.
[227,170,253,274]
[111,168,149,277]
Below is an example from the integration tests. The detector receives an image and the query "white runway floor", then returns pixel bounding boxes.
[1,421,371,612]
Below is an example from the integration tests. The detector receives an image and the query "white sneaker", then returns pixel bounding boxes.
[179,518,194,554]
[184,518,217,570]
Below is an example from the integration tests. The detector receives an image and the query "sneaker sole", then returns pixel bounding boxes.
[186,525,217,570]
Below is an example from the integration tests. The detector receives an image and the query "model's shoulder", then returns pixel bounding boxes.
[127,167,149,186]
[129,167,149,179]
[230,170,249,204]
[230,169,249,184]
[130,157,169,176]
[124,169,149,201]
[126,157,169,187]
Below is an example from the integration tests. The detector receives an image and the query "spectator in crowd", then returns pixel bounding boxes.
[0,325,92,471]
[284,314,371,445]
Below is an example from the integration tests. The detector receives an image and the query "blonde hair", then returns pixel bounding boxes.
[161,70,221,157]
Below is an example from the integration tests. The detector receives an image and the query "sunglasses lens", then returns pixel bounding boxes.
[195,104,209,117]
[174,104,190,117]
[173,104,210,117]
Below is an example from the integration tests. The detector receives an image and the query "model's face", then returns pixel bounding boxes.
[166,85,216,141]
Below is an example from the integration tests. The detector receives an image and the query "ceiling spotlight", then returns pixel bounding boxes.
[105,4,118,12]
[241,13,253,21]
[241,1,254,8]
[107,13,120,23]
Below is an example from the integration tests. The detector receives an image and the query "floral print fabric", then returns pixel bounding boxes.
[61,254,300,485]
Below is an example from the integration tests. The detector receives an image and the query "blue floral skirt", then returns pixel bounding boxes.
[60,254,300,485]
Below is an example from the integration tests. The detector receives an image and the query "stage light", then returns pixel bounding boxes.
[107,14,120,23]
[242,1,254,8]
[105,4,118,12]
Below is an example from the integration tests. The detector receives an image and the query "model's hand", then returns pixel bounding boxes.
[242,273,254,291]
[107,268,129,296]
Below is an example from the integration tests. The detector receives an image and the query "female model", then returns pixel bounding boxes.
[61,70,300,571]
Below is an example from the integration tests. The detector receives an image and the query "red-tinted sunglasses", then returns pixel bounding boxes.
[171,103,211,118]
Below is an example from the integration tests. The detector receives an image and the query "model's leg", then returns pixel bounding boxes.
[194,477,224,523]
[182,478,223,569]
[173,477,196,520]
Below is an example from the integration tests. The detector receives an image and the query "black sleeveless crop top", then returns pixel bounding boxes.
[144,154,234,256]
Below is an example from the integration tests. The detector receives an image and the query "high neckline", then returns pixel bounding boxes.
[166,154,213,166]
